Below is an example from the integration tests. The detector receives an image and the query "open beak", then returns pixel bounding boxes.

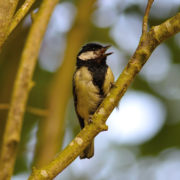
[100,45,113,57]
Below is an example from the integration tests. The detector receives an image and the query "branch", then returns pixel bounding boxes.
[0,103,48,117]
[7,0,36,37]
[34,0,97,167]
[142,0,154,34]
[28,4,180,180]
[0,0,19,50]
[26,106,48,117]
[0,0,59,179]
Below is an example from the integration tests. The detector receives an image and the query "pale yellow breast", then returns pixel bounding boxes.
[74,67,101,121]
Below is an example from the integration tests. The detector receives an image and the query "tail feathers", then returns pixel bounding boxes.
[80,140,94,159]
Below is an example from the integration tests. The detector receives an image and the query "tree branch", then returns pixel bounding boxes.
[0,0,19,50]
[0,0,59,179]
[7,0,36,38]
[142,0,154,34]
[28,3,180,180]
[0,103,48,117]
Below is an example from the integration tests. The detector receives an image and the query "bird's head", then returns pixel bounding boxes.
[77,43,113,63]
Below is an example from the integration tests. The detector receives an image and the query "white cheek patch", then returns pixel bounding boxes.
[78,51,99,61]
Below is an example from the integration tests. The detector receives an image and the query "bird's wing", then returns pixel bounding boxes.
[73,75,85,129]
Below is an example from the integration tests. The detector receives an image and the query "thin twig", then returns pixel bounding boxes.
[0,0,59,179]
[0,103,9,110]
[0,103,48,117]
[7,0,36,37]
[27,106,48,117]
[28,10,180,180]
[142,0,154,34]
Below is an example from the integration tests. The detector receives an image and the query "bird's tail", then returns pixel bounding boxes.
[80,139,94,159]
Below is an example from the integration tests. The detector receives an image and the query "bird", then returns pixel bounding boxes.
[73,43,114,159]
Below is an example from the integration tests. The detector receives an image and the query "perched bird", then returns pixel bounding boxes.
[73,43,114,159]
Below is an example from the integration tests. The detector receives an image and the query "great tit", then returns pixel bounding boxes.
[73,43,114,159]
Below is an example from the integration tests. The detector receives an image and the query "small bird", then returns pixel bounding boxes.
[73,43,114,159]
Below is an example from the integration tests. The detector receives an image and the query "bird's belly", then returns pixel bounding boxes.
[74,67,101,121]
[76,81,101,121]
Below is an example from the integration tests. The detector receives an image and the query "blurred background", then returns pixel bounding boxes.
[0,0,180,179]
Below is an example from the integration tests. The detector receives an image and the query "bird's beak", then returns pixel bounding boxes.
[100,45,113,57]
